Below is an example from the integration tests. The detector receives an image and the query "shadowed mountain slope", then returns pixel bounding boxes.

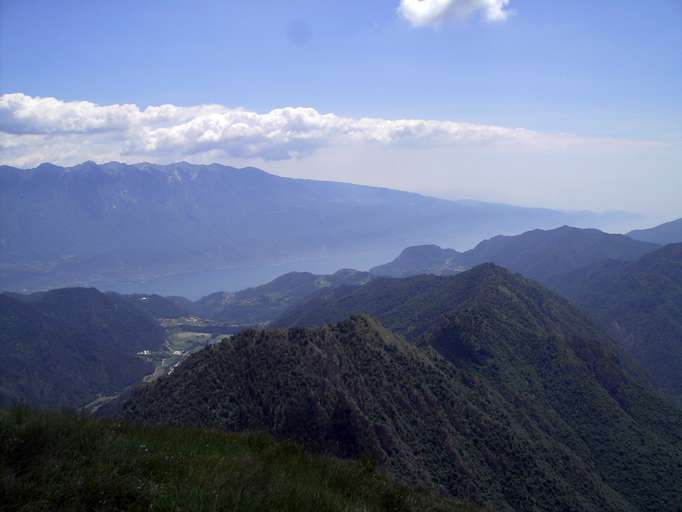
[456,226,658,283]
[196,269,373,324]
[550,243,682,402]
[0,288,165,407]
[368,226,658,284]
[627,218,682,245]
[125,266,682,511]
[276,265,682,511]
[123,315,637,512]
[115,293,192,319]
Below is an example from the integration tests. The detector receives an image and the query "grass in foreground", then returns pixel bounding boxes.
[0,408,477,512]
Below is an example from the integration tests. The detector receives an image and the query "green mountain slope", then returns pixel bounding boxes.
[275,265,682,511]
[122,315,640,512]
[0,288,165,407]
[628,218,682,245]
[0,408,472,512]
[550,243,682,402]
[196,269,372,324]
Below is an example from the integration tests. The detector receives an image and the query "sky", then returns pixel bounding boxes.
[1,0,681,221]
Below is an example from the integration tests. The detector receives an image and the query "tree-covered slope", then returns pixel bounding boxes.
[276,265,682,511]
[550,243,682,402]
[370,244,464,277]
[196,269,372,324]
[0,288,165,407]
[0,408,472,512]
[627,218,682,245]
[122,315,642,512]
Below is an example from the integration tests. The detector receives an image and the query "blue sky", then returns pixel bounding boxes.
[1,0,681,221]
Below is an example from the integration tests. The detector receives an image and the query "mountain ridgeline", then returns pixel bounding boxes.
[369,244,465,277]
[195,269,373,325]
[123,265,682,512]
[166,225,659,326]
[627,217,682,245]
[0,161,636,297]
[370,225,659,284]
[367,225,682,404]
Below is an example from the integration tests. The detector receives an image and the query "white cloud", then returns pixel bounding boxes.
[397,0,510,27]
[2,94,679,220]
[0,93,543,165]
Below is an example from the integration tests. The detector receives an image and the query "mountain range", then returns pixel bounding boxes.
[0,161,637,298]
[178,225,660,327]
[371,225,659,284]
[627,217,682,245]
[2,169,681,511]
[195,269,372,325]
[123,264,682,512]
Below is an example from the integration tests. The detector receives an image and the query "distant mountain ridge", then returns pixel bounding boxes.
[627,218,682,245]
[369,244,464,277]
[0,161,637,297]
[154,225,658,327]
[371,225,659,284]
[195,269,373,325]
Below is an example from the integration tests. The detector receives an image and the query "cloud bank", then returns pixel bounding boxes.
[0,93,543,166]
[397,0,511,27]
[1,94,679,219]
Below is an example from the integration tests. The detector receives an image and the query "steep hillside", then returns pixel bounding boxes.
[370,244,464,277]
[196,269,372,324]
[0,161,635,297]
[0,408,472,512]
[275,266,682,511]
[0,288,165,407]
[123,315,639,512]
[550,243,682,402]
[627,218,682,244]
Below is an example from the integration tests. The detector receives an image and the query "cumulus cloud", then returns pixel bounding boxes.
[0,93,547,166]
[398,0,510,27]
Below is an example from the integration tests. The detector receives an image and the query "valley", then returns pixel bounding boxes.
[140,316,236,381]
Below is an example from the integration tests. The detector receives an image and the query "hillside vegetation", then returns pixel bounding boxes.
[275,265,682,511]
[550,242,682,402]
[196,269,372,324]
[0,407,473,512]
[0,288,165,407]
[123,315,639,512]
